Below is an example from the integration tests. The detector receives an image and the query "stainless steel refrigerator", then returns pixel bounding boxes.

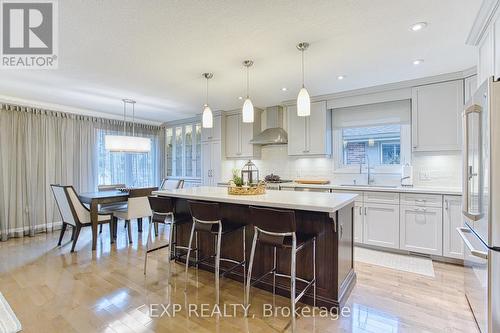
[459,76,500,333]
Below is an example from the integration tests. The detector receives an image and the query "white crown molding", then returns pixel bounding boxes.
[280,68,477,107]
[466,0,500,45]
[0,95,162,126]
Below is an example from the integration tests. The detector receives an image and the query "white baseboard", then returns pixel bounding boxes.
[0,220,63,239]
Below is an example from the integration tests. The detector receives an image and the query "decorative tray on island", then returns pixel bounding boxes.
[227,183,266,195]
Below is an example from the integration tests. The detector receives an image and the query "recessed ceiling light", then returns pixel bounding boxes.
[238,96,243,100]
[337,75,345,80]
[281,87,287,91]
[410,22,427,32]
[413,59,424,65]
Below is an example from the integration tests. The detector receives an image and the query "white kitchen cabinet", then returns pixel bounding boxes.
[495,15,500,80]
[353,202,363,244]
[400,193,442,208]
[225,112,261,159]
[464,75,478,103]
[478,29,495,87]
[363,203,400,249]
[411,80,464,152]
[443,195,464,259]
[201,140,221,186]
[400,206,443,256]
[287,101,331,156]
[201,115,223,186]
[201,115,222,142]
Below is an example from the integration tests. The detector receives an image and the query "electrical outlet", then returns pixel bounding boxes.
[419,171,431,181]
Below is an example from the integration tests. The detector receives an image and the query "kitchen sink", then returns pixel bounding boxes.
[339,184,399,188]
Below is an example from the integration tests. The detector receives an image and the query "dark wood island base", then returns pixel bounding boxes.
[169,197,356,310]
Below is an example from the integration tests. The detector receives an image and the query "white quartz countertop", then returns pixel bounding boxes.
[278,182,462,195]
[153,186,357,213]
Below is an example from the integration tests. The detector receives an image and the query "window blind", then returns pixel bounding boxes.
[332,99,410,128]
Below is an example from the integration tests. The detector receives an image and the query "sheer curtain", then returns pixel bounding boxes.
[0,103,162,241]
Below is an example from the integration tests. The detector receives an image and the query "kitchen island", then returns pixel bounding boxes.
[153,186,357,309]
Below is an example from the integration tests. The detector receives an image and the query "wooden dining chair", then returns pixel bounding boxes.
[50,185,114,252]
[112,187,158,243]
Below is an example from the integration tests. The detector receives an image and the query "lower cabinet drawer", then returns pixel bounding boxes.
[400,206,443,256]
[364,191,400,204]
[400,193,443,207]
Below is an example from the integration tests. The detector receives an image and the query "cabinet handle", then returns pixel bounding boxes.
[364,207,367,215]
[339,224,344,240]
[445,200,449,210]
[359,206,362,215]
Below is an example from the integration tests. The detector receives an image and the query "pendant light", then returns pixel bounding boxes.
[201,72,214,128]
[242,60,254,123]
[105,99,151,153]
[296,42,310,117]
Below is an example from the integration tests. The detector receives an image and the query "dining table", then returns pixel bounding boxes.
[78,190,129,250]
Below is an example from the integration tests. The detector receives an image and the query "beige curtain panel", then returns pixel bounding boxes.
[0,103,162,241]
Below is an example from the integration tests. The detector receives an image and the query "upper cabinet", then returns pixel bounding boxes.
[469,1,500,85]
[225,111,261,159]
[287,101,332,156]
[495,14,500,80]
[411,80,464,152]
[478,29,495,86]
[201,115,222,142]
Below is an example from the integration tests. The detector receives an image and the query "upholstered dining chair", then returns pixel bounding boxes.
[112,187,157,243]
[97,184,127,234]
[50,185,114,252]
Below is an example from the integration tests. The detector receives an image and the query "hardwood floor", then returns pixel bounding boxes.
[0,224,479,333]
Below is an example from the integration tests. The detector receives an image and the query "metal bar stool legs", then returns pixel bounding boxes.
[246,226,317,331]
[144,212,174,275]
[185,217,246,305]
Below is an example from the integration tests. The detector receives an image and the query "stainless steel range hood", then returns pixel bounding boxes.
[250,106,288,145]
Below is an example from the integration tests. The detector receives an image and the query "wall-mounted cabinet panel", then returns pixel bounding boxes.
[478,29,495,87]
[411,80,464,152]
[225,112,261,159]
[400,206,443,256]
[287,101,331,156]
[495,14,500,80]
[201,115,222,142]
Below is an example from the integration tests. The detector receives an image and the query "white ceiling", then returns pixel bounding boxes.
[0,0,481,123]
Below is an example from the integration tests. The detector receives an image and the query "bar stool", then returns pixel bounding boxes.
[145,196,191,276]
[185,200,246,305]
[246,206,317,330]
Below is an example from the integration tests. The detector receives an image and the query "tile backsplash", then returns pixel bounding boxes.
[221,145,462,188]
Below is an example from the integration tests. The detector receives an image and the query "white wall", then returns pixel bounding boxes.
[221,145,461,188]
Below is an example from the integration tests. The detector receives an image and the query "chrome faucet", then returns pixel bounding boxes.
[363,154,374,185]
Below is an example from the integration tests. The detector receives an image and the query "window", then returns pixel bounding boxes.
[333,100,411,172]
[97,130,159,187]
[342,125,401,166]
[166,122,201,178]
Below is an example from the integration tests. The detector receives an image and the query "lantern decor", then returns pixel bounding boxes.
[241,160,259,185]
[227,165,265,195]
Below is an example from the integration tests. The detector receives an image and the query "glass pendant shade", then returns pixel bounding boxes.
[242,98,254,123]
[105,135,151,153]
[105,99,151,153]
[297,87,310,116]
[202,104,213,128]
